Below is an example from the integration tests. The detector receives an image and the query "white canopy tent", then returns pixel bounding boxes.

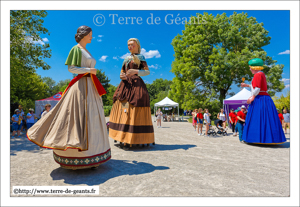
[154,97,179,121]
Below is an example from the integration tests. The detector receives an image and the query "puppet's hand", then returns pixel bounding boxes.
[241,83,249,88]
[247,95,255,104]
[90,68,97,75]
[126,69,138,77]
[120,72,127,80]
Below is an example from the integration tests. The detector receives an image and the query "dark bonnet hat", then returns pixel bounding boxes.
[75,26,92,43]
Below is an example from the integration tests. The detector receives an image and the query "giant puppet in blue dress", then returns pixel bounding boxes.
[241,58,286,144]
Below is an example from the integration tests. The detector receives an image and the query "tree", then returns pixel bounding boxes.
[12,72,49,114]
[146,79,173,113]
[170,12,285,113]
[105,84,118,106]
[95,69,111,106]
[42,77,56,97]
[272,91,290,111]
[10,10,51,105]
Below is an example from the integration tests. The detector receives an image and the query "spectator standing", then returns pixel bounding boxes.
[156,108,163,128]
[41,104,51,118]
[204,109,211,137]
[192,109,198,131]
[197,108,204,136]
[236,105,246,143]
[229,109,237,134]
[26,108,35,130]
[11,109,22,138]
[18,105,25,132]
[283,109,290,134]
[233,109,239,136]
[277,109,284,126]
[217,108,227,129]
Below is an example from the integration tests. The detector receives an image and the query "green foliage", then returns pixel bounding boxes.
[146,78,172,113]
[11,72,49,110]
[42,77,57,97]
[103,106,112,117]
[170,12,285,117]
[105,84,118,106]
[272,91,290,111]
[95,69,111,106]
[10,10,51,106]
[18,99,36,115]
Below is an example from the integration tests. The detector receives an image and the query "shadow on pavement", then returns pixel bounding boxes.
[121,144,197,152]
[10,134,42,156]
[246,141,290,149]
[50,159,169,186]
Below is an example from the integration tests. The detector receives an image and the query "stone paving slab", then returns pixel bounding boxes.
[10,117,290,197]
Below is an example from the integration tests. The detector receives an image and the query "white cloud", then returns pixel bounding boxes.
[120,48,161,60]
[141,48,161,58]
[148,64,160,69]
[160,74,163,76]
[99,55,108,62]
[97,35,104,42]
[120,52,131,59]
[278,50,290,55]
[281,78,290,83]
[285,84,290,88]
[42,38,49,43]
[113,56,119,60]
[26,36,49,45]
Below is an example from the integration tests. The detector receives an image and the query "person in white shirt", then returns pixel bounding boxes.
[26,108,36,129]
[217,108,227,129]
[156,108,163,128]
[204,109,211,137]
[41,104,51,118]
[282,109,290,134]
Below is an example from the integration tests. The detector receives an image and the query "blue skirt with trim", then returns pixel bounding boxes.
[242,95,286,143]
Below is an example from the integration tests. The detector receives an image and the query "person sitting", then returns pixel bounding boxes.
[167,113,172,122]
[215,119,223,128]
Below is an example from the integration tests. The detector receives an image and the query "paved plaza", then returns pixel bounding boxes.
[10,117,290,197]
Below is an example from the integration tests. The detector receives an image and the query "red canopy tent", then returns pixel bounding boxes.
[35,92,62,118]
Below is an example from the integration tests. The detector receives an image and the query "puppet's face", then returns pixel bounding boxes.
[249,67,259,75]
[128,40,139,54]
[82,31,93,44]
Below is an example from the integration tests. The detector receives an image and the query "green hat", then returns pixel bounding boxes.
[248,58,264,70]
[248,58,264,66]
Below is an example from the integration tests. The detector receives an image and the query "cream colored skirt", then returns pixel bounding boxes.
[27,77,111,169]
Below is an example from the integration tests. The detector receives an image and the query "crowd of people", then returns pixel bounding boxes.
[189,105,290,143]
[11,104,51,138]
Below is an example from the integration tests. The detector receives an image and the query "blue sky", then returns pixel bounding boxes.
[36,10,290,97]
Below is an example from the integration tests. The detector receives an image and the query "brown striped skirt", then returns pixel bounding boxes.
[109,99,154,144]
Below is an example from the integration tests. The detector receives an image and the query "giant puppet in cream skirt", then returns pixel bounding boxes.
[27,38,111,169]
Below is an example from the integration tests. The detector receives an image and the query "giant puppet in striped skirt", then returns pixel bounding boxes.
[109,38,155,148]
